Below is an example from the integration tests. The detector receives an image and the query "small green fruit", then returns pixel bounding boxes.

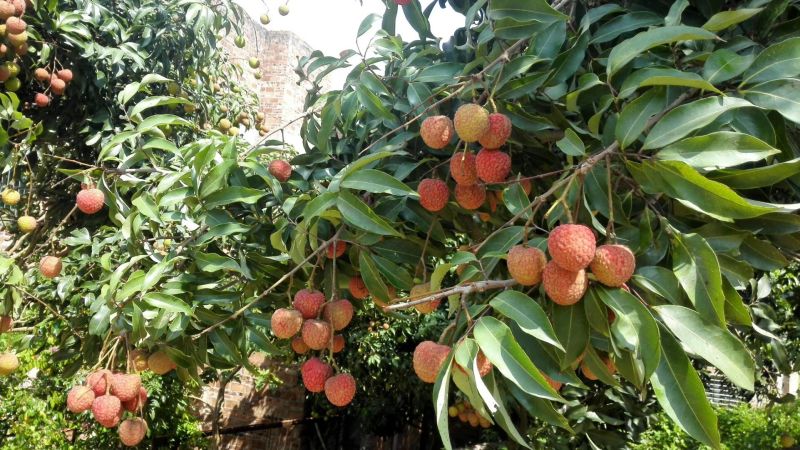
[6,62,19,76]
[5,76,20,91]
[234,35,245,48]
[254,72,262,80]
[278,4,289,15]
[260,14,270,25]
[166,82,180,96]
[248,57,260,69]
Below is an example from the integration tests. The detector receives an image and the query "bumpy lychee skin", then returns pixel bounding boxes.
[326,241,347,259]
[271,308,303,338]
[453,104,490,143]
[418,178,449,212]
[67,385,95,413]
[110,373,141,402]
[129,349,149,372]
[57,69,73,83]
[119,418,147,447]
[331,335,345,353]
[410,283,440,314]
[0,352,18,375]
[291,336,310,354]
[269,159,292,182]
[413,341,451,383]
[450,151,478,185]
[547,224,596,271]
[147,351,176,375]
[301,357,333,393]
[454,183,486,210]
[17,215,36,233]
[0,315,12,332]
[348,276,369,300]
[302,319,332,350]
[34,92,49,107]
[478,113,512,149]
[506,245,546,286]
[590,244,636,287]
[293,289,325,319]
[581,356,616,381]
[87,369,112,396]
[1,188,19,205]
[92,394,122,428]
[324,373,356,407]
[475,149,511,183]
[5,16,24,34]
[322,300,354,331]
[456,351,493,377]
[542,261,588,306]
[76,187,105,214]
[122,386,147,412]
[39,256,62,278]
[419,115,454,149]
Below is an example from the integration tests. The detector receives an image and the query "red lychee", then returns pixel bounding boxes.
[76,187,104,214]
[110,373,141,402]
[325,373,356,407]
[293,289,325,319]
[395,0,411,5]
[326,241,347,259]
[322,299,354,331]
[66,385,95,413]
[269,159,292,182]
[34,92,49,107]
[56,69,73,83]
[548,224,596,271]
[419,115,454,149]
[417,178,449,212]
[92,394,122,428]
[50,77,66,96]
[270,308,303,339]
[542,261,588,306]
[506,245,546,286]
[590,244,636,287]
[454,183,486,210]
[0,315,11,333]
[456,351,493,377]
[302,319,332,350]
[478,113,512,149]
[544,374,563,391]
[413,341,451,383]
[475,148,511,183]
[453,104,490,143]
[301,357,333,392]
[291,336,310,354]
[450,151,478,185]
[348,276,369,300]
[118,418,147,447]
[87,369,112,396]
[39,255,62,278]
[122,386,148,412]
[331,335,345,353]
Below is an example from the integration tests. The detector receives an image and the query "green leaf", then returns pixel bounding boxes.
[607,26,717,79]
[650,326,721,449]
[371,254,413,291]
[340,169,414,196]
[508,384,573,432]
[643,97,753,150]
[143,292,193,316]
[358,251,389,303]
[555,129,585,156]
[654,305,754,390]
[740,236,789,270]
[489,291,563,351]
[582,345,620,387]
[741,37,800,86]
[129,96,192,120]
[619,68,722,98]
[302,192,337,219]
[703,49,755,84]
[357,13,381,38]
[743,79,800,124]
[356,85,397,124]
[702,8,762,32]
[136,114,193,132]
[487,0,567,39]
[655,131,780,170]
[330,151,397,191]
[590,12,662,44]
[483,374,532,449]
[709,157,800,189]
[670,232,725,326]
[632,266,683,305]
[474,316,563,402]
[337,191,402,237]
[194,252,241,273]
[722,279,752,327]
[415,63,464,83]
[615,88,667,149]
[132,194,161,223]
[432,352,454,450]
[552,303,589,370]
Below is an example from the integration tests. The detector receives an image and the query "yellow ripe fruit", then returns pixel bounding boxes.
[590,244,636,287]
[453,103,490,143]
[448,406,458,417]
[278,4,289,15]
[129,349,149,372]
[17,215,36,233]
[147,350,176,375]
[506,245,546,286]
[0,352,19,376]
[1,188,20,205]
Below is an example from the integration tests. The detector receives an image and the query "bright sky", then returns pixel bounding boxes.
[235,0,465,59]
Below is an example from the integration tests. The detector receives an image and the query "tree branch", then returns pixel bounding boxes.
[382,279,517,312]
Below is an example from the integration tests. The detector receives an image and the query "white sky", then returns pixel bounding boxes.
[235,0,465,60]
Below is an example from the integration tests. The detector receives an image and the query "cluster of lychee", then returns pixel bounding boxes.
[417,103,516,214]
[31,67,74,107]
[506,223,636,306]
[216,110,270,137]
[0,0,28,60]
[448,400,491,428]
[270,271,356,407]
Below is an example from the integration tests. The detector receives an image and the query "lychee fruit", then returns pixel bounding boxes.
[92,394,122,428]
[326,240,347,259]
[331,335,345,353]
[301,357,333,392]
[302,319,332,350]
[291,336,310,354]
[590,244,636,287]
[542,261,588,306]
[34,92,49,107]
[506,245,546,286]
[372,285,396,308]
[110,373,141,402]
[548,224,596,271]
[260,14,270,25]
[39,256,62,278]
[413,341,451,383]
[0,1,13,19]
[271,308,303,338]
[122,386,148,412]
[475,148,511,183]
[453,103,490,143]
[5,16,24,34]
[293,289,325,319]
[76,187,105,214]
[50,77,66,95]
[87,369,112,396]
[147,351,176,375]
[66,385,95,413]
[581,356,616,381]
[17,215,36,233]
[0,315,11,332]
[544,374,563,391]
[348,276,369,300]
[418,178,449,212]
[129,349,149,372]
[118,418,147,446]
[7,30,25,47]
[409,282,440,314]
[419,115,454,149]
[218,118,232,131]
[478,113,512,149]
[0,352,18,375]
[1,188,19,205]
[269,159,292,182]
[450,151,478,185]
[278,4,289,15]
[456,351,493,377]
[325,373,356,407]
[322,299,353,330]
[9,0,22,16]
[57,69,73,83]
[454,183,486,210]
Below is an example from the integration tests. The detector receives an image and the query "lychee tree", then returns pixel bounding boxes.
[1,0,800,448]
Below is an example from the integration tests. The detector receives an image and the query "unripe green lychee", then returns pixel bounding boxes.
[234,35,245,48]
[548,224,596,271]
[248,57,260,69]
[325,373,356,407]
[506,245,546,286]
[301,357,332,392]
[542,261,588,306]
[475,148,511,183]
[293,289,325,319]
[590,244,636,287]
[260,14,270,25]
[413,341,450,383]
[218,118,232,131]
[4,76,19,91]
[271,307,303,338]
[453,103,490,143]
[454,183,485,210]
[419,115,454,149]
[450,151,478,185]
[417,178,449,212]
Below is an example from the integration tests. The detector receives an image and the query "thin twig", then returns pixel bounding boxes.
[382,279,516,312]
